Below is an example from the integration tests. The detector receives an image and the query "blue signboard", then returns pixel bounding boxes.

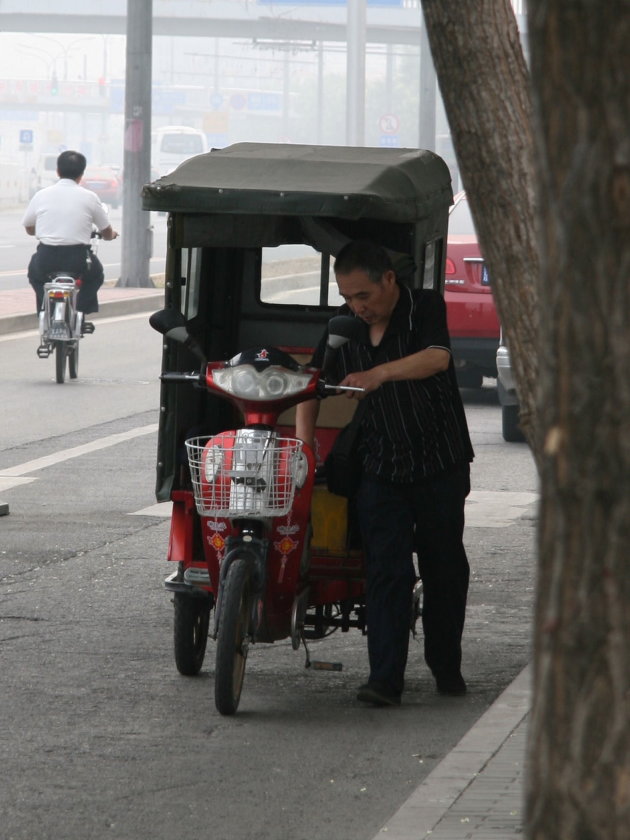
[247,91,282,112]
[20,129,34,144]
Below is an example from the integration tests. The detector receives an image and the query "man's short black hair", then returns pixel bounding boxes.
[334,240,394,284]
[57,150,87,180]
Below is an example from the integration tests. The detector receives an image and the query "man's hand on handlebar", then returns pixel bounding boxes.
[337,368,385,397]
[99,225,118,241]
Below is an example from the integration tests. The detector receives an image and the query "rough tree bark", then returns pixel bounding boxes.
[526,3,630,837]
[421,0,541,453]
[421,0,630,837]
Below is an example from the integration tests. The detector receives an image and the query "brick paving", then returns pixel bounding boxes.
[371,666,530,840]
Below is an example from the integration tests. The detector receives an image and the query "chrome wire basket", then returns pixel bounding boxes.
[185,430,304,518]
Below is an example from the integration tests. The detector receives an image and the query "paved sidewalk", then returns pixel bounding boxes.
[0,283,164,335]
[371,665,531,840]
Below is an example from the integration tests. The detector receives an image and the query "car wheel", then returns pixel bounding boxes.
[502,404,526,443]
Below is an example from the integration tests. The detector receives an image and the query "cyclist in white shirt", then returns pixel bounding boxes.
[22,150,118,324]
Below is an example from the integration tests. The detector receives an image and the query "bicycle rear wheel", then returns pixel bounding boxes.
[68,341,79,380]
[54,342,66,384]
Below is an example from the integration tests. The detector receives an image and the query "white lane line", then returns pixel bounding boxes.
[129,501,173,517]
[0,424,158,492]
[129,490,539,527]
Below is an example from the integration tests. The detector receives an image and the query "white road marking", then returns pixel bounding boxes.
[0,423,158,492]
[128,489,539,529]
[129,501,173,517]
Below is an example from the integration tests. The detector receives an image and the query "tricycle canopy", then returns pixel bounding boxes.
[144,142,453,501]
[143,142,451,222]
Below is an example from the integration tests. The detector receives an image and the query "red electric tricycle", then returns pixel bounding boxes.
[144,142,453,715]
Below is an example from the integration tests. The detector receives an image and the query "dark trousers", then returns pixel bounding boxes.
[27,243,104,314]
[355,466,470,695]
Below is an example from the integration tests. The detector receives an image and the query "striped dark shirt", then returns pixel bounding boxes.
[313,285,474,483]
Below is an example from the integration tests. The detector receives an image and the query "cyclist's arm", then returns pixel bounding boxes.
[25,225,36,236]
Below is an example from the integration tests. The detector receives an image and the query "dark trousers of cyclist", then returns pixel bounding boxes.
[356,466,470,696]
[27,243,104,314]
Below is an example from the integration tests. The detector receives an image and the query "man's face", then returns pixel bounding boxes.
[336,268,399,327]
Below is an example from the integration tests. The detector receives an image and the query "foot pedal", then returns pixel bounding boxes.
[307,661,343,672]
[82,321,95,335]
[36,344,52,359]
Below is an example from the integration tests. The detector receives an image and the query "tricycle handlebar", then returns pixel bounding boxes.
[160,371,205,385]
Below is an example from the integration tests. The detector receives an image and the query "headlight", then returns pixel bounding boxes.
[291,450,309,489]
[203,445,223,482]
[211,365,314,400]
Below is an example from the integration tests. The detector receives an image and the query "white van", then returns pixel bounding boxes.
[29,153,58,196]
[151,126,207,178]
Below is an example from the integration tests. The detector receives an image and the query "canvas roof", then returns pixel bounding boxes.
[142,142,452,221]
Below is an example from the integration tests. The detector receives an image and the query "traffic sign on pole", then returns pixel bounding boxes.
[379,114,400,134]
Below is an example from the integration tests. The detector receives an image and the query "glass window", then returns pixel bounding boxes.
[448,195,476,235]
[160,134,204,155]
[423,240,436,289]
[180,247,202,320]
[260,245,342,307]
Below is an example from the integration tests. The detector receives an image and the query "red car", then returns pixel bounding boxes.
[444,192,499,388]
[82,166,122,209]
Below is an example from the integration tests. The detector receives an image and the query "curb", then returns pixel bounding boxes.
[0,290,164,336]
[371,664,531,840]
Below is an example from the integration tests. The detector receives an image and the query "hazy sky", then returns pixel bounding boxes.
[0,33,127,82]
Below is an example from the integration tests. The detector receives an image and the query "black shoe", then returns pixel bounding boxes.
[435,672,467,696]
[81,320,95,335]
[357,682,401,707]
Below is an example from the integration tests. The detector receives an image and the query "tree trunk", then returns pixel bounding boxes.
[526,3,630,837]
[421,0,541,452]
[422,0,630,836]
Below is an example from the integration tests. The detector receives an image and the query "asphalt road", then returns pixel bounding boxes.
[0,314,538,840]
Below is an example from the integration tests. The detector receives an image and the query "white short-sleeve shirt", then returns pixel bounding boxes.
[22,178,110,246]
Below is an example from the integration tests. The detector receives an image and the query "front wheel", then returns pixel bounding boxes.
[173,592,211,676]
[214,558,252,716]
[54,341,66,383]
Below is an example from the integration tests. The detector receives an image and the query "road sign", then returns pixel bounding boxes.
[19,129,34,145]
[378,114,400,134]
[210,91,224,109]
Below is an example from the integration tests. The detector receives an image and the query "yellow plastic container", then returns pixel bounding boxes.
[310,485,348,553]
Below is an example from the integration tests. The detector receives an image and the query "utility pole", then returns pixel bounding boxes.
[346,0,366,146]
[118,0,154,288]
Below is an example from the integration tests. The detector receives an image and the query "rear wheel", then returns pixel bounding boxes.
[54,342,66,383]
[214,558,252,716]
[173,592,211,676]
[68,342,79,380]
